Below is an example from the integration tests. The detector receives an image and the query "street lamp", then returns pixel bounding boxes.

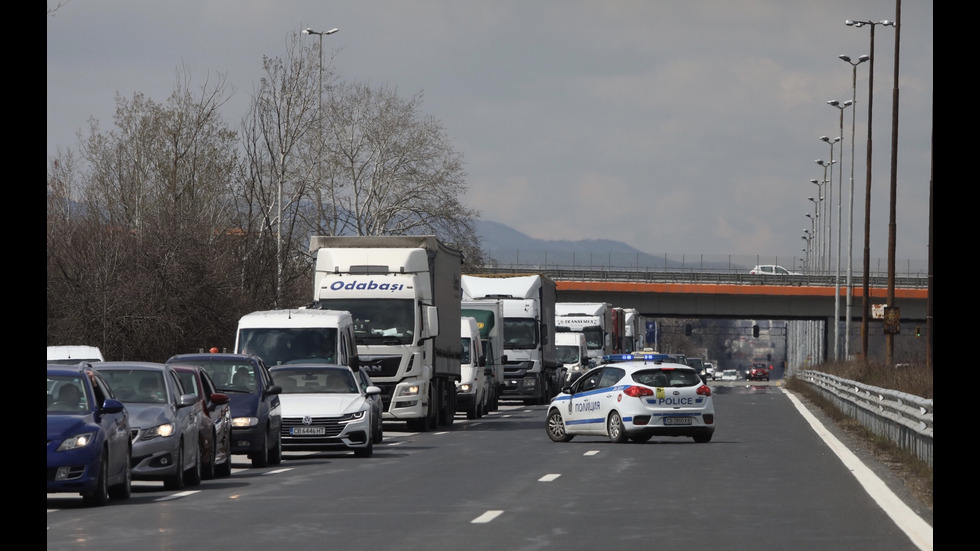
[814,158,835,272]
[827,102,851,361]
[819,137,840,275]
[846,17,894,360]
[839,54,869,360]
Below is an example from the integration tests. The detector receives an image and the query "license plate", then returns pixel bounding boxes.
[290,426,325,435]
[663,417,692,425]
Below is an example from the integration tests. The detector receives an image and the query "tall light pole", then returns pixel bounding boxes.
[819,137,840,275]
[839,54,870,361]
[814,158,834,272]
[302,26,339,221]
[846,17,895,360]
[828,102,851,361]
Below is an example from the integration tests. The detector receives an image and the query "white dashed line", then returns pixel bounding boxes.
[584,450,600,456]
[471,510,504,524]
[155,490,199,501]
[538,473,561,482]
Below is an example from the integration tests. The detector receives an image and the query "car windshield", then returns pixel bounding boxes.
[170,359,258,393]
[95,369,167,403]
[272,367,357,394]
[632,368,702,388]
[47,375,90,412]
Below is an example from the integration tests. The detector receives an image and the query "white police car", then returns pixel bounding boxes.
[545,353,715,444]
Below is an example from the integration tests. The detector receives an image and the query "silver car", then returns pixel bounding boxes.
[91,362,202,490]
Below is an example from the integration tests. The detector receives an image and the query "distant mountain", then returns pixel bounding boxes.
[474,219,645,255]
[473,219,700,269]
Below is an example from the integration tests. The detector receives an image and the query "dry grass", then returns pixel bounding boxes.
[786,360,933,510]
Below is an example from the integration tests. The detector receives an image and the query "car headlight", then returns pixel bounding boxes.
[341,410,366,422]
[57,432,96,451]
[232,416,259,428]
[458,384,472,393]
[141,422,176,440]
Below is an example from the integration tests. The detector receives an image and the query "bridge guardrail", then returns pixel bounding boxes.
[799,370,933,468]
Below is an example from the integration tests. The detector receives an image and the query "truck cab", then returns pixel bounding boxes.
[555,331,591,385]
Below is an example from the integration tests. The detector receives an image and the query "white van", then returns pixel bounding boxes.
[555,331,590,384]
[47,345,105,364]
[456,317,489,419]
[235,309,358,368]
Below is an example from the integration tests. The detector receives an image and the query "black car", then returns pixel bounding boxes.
[167,353,282,468]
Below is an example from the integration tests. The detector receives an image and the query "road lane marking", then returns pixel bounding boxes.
[265,468,292,475]
[584,450,600,456]
[155,490,199,501]
[471,510,503,524]
[538,474,561,482]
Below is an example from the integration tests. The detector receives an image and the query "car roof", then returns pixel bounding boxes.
[47,363,89,376]
[598,359,697,373]
[168,352,260,362]
[269,363,352,371]
[88,361,170,371]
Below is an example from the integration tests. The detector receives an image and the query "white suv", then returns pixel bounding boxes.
[749,264,801,276]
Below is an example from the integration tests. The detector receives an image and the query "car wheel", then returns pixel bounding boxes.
[108,449,132,500]
[164,442,186,490]
[268,428,282,465]
[693,432,713,443]
[83,452,110,507]
[629,434,653,443]
[354,439,373,458]
[373,414,383,444]
[251,429,270,468]
[546,409,573,442]
[185,440,202,487]
[202,430,216,480]
[607,411,628,443]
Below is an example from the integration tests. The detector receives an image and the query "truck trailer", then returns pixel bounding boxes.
[308,235,463,432]
[461,274,561,405]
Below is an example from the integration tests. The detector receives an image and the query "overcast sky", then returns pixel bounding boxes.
[47,1,932,265]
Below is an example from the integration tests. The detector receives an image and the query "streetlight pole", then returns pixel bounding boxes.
[839,54,870,361]
[828,102,851,361]
[819,138,839,276]
[814,159,834,272]
[846,17,895,361]
[302,26,339,228]
[885,2,902,367]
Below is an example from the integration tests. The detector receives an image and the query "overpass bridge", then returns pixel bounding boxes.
[468,267,930,366]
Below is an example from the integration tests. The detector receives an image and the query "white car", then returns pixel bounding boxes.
[721,369,738,381]
[749,264,801,276]
[545,353,715,444]
[269,364,382,458]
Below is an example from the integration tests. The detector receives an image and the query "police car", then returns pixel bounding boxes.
[545,353,715,444]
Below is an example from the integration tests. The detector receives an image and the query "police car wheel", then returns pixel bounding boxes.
[629,433,652,443]
[546,409,573,442]
[607,411,628,443]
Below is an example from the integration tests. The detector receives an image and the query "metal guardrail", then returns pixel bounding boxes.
[799,370,933,468]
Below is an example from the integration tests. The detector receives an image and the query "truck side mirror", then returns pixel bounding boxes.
[478,354,486,367]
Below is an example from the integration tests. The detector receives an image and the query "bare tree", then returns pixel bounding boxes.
[320,81,483,260]
[239,33,324,307]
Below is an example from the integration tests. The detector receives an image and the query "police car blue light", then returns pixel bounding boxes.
[546,358,715,444]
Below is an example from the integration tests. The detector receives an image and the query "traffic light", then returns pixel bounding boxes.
[753,324,760,338]
[915,325,921,338]
[685,324,692,336]
[767,353,772,361]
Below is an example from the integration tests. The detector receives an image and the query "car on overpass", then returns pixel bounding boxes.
[749,264,802,276]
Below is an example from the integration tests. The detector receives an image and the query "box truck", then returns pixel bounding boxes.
[308,235,463,431]
[461,274,561,405]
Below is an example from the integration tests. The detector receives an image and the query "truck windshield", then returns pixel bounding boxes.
[503,318,538,349]
[317,299,414,345]
[238,328,339,366]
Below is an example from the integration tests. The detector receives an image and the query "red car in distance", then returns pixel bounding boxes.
[747,363,771,382]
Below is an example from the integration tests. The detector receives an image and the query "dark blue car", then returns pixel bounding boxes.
[47,364,132,506]
[167,353,282,468]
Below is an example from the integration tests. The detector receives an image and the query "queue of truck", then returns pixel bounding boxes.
[208,235,662,431]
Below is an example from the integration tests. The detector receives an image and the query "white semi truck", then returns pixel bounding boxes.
[461,274,561,405]
[554,302,613,365]
[460,299,506,411]
[308,235,463,432]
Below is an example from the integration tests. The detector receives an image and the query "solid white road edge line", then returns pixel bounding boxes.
[781,388,932,551]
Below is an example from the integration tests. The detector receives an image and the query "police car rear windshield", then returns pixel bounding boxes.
[632,368,702,388]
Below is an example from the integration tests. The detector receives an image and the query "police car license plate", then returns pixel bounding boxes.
[291,427,325,435]
[663,417,692,425]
